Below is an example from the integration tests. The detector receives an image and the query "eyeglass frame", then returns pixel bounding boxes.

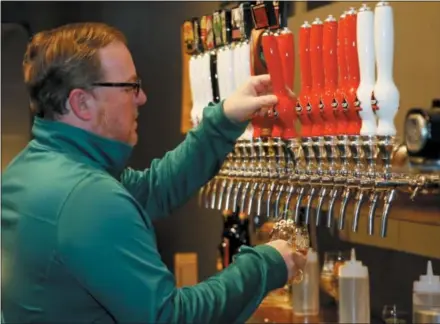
[91,78,142,96]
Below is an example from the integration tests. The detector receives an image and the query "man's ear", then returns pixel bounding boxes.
[68,89,93,121]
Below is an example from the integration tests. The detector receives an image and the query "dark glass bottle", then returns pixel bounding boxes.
[218,207,251,269]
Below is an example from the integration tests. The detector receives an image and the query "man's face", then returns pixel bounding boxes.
[91,41,147,146]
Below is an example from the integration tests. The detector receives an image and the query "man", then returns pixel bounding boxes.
[1,22,306,323]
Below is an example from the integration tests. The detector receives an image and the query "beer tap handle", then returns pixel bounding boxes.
[266,181,277,218]
[315,187,327,226]
[274,183,285,219]
[357,4,377,136]
[381,188,396,237]
[251,116,262,139]
[368,191,379,235]
[198,185,206,207]
[336,13,349,135]
[277,29,295,92]
[232,181,243,212]
[251,32,274,139]
[210,179,218,209]
[352,190,366,232]
[189,56,200,127]
[344,8,362,135]
[256,182,267,216]
[239,182,251,214]
[275,28,298,139]
[327,188,338,228]
[246,182,259,215]
[204,180,212,209]
[309,18,325,137]
[224,179,235,211]
[294,187,306,223]
[217,178,228,210]
[283,185,295,218]
[338,188,351,230]
[374,1,399,136]
[322,15,338,136]
[297,21,313,137]
[304,187,317,225]
[262,32,290,138]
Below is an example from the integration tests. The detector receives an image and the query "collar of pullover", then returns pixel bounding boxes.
[32,117,133,174]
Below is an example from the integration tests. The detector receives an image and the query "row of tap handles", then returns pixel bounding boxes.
[192,2,438,238]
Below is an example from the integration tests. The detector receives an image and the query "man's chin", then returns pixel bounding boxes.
[128,133,138,146]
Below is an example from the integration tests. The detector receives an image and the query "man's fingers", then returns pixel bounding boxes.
[251,74,273,93]
[251,74,271,85]
[252,94,278,109]
[292,252,307,271]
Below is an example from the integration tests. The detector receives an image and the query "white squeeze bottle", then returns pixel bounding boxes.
[413,261,440,323]
[338,248,370,323]
[292,248,320,316]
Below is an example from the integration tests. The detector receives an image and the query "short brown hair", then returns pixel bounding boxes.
[23,22,127,119]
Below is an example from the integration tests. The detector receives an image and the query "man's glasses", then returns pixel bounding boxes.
[92,78,142,96]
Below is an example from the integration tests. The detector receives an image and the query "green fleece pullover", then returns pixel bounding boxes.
[1,102,288,323]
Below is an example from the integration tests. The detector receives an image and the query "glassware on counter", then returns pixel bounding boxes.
[382,304,409,324]
[320,250,349,301]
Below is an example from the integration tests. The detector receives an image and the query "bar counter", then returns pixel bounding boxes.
[247,289,338,323]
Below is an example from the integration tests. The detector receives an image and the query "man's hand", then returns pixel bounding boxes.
[223,74,278,123]
[266,240,307,280]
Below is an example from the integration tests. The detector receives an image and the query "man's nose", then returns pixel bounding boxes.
[136,89,147,106]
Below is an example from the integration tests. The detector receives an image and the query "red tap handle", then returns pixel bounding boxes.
[299,25,312,90]
[344,9,361,135]
[275,29,297,139]
[262,33,286,96]
[297,22,313,137]
[251,119,262,138]
[335,13,349,135]
[277,30,295,90]
[250,29,271,139]
[310,22,325,91]
[323,18,338,88]
[309,19,325,136]
[322,16,338,135]
[261,32,285,138]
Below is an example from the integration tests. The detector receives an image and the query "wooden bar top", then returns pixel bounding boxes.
[248,289,338,324]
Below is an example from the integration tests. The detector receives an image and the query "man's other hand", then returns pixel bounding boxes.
[223,74,278,123]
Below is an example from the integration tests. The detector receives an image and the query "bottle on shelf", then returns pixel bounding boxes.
[218,207,251,269]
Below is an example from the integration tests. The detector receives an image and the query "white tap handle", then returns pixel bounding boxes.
[194,56,203,126]
[198,54,211,123]
[374,1,399,136]
[225,46,236,96]
[216,48,225,101]
[356,3,377,136]
[240,41,252,86]
[236,44,246,141]
[233,43,243,93]
[189,56,198,127]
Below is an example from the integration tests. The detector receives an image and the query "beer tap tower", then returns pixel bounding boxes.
[191,1,440,239]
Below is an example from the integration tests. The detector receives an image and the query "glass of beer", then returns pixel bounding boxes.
[269,219,310,283]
